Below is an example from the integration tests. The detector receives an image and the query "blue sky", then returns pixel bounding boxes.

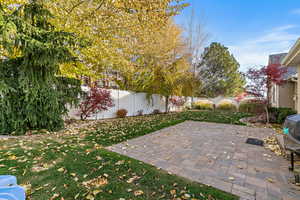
[174,0,300,71]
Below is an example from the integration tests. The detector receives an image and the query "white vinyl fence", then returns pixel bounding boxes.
[67,89,190,120]
[67,88,253,120]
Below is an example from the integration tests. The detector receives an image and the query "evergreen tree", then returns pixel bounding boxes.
[0,1,84,134]
[197,42,245,97]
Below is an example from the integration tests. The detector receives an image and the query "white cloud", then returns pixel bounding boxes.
[270,25,297,32]
[291,9,300,15]
[228,25,299,72]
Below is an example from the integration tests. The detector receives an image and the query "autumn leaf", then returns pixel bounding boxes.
[133,190,144,196]
[126,176,140,183]
[170,189,176,195]
[266,178,275,183]
[57,167,65,172]
[82,176,108,188]
[50,193,60,200]
[86,194,95,200]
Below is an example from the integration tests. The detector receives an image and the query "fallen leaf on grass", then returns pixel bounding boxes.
[133,190,144,196]
[82,176,108,188]
[182,193,191,199]
[32,163,51,172]
[86,194,95,200]
[8,155,17,160]
[115,160,125,165]
[170,189,176,195]
[57,167,65,172]
[93,189,102,195]
[70,173,76,177]
[96,156,102,160]
[74,193,80,199]
[126,176,140,183]
[50,193,59,200]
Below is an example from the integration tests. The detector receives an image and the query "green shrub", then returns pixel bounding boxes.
[193,100,213,110]
[269,107,296,124]
[217,100,237,111]
[152,109,161,114]
[239,101,265,114]
[0,3,83,135]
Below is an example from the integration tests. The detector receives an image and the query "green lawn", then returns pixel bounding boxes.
[0,111,250,200]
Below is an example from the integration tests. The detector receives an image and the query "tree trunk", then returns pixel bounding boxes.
[165,96,169,113]
[265,106,269,124]
[266,80,271,107]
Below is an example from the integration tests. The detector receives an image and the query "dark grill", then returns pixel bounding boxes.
[283,114,300,172]
[284,114,300,143]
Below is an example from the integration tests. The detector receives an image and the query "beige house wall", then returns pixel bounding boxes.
[297,65,300,114]
[281,38,300,113]
[278,82,296,109]
[270,82,296,110]
[294,81,298,112]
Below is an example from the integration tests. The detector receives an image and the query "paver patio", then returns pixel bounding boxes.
[107,121,300,200]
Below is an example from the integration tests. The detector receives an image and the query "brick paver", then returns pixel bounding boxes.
[107,121,300,200]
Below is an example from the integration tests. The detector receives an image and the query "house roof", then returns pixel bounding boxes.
[282,38,300,67]
[269,53,297,80]
[269,53,287,65]
[282,66,297,80]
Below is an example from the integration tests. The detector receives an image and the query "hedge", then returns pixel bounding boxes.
[217,100,237,112]
[269,107,297,124]
[239,101,265,114]
[193,100,214,110]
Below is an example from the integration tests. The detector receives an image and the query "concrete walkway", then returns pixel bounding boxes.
[107,121,300,200]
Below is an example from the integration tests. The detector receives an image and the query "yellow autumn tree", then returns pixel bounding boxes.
[40,0,188,79]
[1,0,26,7]
[3,0,194,101]
[117,20,196,111]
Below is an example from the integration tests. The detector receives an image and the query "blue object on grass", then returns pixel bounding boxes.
[0,193,18,200]
[0,176,25,200]
[283,127,289,135]
[0,176,17,186]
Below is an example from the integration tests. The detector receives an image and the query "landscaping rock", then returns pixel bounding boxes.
[240,112,276,124]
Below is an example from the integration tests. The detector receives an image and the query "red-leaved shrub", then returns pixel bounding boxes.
[116,109,128,118]
[169,96,186,107]
[79,86,114,120]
